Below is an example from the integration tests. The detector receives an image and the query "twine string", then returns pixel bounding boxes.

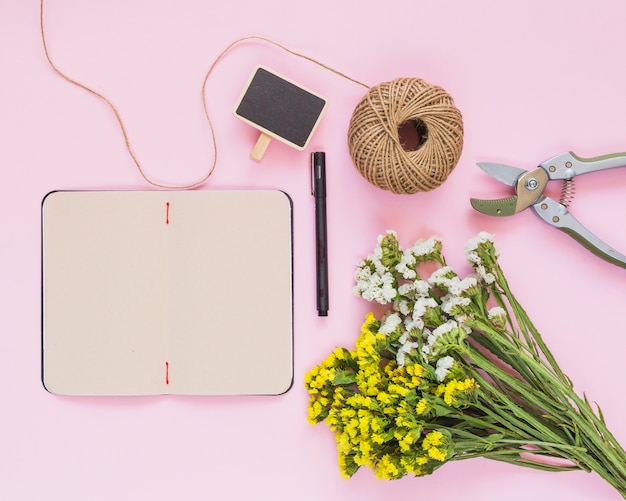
[39,0,369,189]
[348,78,464,194]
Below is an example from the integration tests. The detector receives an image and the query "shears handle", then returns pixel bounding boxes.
[543,151,626,180]
[532,197,626,269]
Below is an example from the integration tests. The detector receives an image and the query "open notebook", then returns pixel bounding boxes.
[41,190,294,396]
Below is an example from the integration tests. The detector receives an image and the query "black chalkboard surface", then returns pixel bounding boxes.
[234,66,328,160]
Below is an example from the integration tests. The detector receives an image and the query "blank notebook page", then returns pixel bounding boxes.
[41,190,293,396]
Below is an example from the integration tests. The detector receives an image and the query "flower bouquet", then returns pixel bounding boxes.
[304,231,626,497]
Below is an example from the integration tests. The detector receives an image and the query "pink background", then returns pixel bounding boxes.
[2,0,626,499]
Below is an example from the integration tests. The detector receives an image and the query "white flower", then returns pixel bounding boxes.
[488,306,506,319]
[465,232,499,273]
[435,356,455,382]
[354,261,372,286]
[405,316,424,332]
[354,264,397,304]
[380,273,397,302]
[396,341,418,367]
[410,297,438,331]
[431,319,457,337]
[464,231,495,253]
[441,294,471,315]
[448,276,478,296]
[379,313,402,334]
[428,266,455,289]
[466,250,481,265]
[396,252,417,279]
[410,236,441,258]
[421,329,433,356]
[398,283,415,296]
[394,299,411,315]
[454,313,470,325]
[366,233,395,274]
[414,280,431,296]
[488,306,507,328]
[399,331,411,344]
[423,320,458,355]
[475,264,496,284]
[413,296,437,318]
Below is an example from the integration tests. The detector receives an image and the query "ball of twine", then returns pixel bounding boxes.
[348,78,464,194]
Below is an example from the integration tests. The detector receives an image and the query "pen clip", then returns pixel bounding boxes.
[310,155,315,196]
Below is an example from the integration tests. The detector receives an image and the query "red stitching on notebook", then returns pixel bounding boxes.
[165,361,170,385]
[165,202,170,224]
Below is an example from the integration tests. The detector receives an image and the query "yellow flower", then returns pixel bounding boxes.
[336,432,351,454]
[307,399,324,424]
[304,357,341,394]
[435,383,445,397]
[355,331,380,364]
[303,366,318,384]
[354,313,389,367]
[400,457,416,474]
[428,446,447,462]
[332,386,345,404]
[338,452,358,479]
[345,418,359,439]
[325,411,338,428]
[370,416,386,433]
[377,392,393,405]
[359,440,373,462]
[372,433,385,444]
[440,378,477,406]
[339,408,356,419]
[374,454,401,480]
[333,346,349,360]
[346,394,376,409]
[388,383,410,397]
[359,414,371,436]
[355,368,381,397]
[407,369,424,387]
[422,430,444,449]
[407,364,424,377]
[416,398,428,415]
[362,312,377,333]
[422,430,452,463]
[399,430,418,451]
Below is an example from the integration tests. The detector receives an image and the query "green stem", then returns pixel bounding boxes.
[466,330,571,414]
[487,267,626,496]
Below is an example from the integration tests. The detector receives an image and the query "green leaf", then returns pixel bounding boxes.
[595,401,607,426]
[485,433,505,443]
[333,370,356,385]
[433,402,454,417]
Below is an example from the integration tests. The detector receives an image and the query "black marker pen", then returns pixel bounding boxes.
[312,152,329,316]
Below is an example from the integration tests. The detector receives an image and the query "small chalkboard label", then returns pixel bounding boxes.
[233,66,328,160]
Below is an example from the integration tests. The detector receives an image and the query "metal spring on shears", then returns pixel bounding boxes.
[559,178,576,207]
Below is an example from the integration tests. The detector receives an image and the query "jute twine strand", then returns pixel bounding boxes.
[348,78,464,194]
[39,0,368,189]
[41,0,463,194]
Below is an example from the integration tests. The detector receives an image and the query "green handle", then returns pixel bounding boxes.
[532,197,626,269]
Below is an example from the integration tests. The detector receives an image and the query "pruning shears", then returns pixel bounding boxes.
[470,151,626,269]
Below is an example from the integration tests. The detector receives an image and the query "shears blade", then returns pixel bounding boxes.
[470,196,518,217]
[476,162,526,187]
